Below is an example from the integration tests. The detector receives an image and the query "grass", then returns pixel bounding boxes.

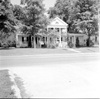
[0,48,75,56]
[0,47,99,56]
[0,70,17,98]
[74,47,99,53]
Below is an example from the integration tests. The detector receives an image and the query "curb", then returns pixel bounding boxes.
[8,70,22,98]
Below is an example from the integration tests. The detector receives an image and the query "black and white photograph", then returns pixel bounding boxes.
[0,0,100,98]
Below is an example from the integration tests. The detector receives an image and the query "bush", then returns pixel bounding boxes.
[0,40,16,48]
[1,43,9,48]
[86,39,94,47]
[0,33,16,48]
[89,40,94,47]
[49,43,57,49]
[68,41,74,48]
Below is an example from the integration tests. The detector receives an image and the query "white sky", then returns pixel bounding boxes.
[11,0,56,10]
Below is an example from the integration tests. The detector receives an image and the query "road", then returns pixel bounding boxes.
[0,53,100,98]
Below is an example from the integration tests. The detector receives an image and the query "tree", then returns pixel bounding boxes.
[72,0,98,46]
[13,5,26,23]
[21,0,48,48]
[48,0,98,47]
[0,0,16,47]
[48,0,77,23]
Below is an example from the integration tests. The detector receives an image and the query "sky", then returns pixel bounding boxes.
[11,0,56,10]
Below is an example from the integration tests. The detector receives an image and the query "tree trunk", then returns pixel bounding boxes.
[33,35,36,48]
[87,35,90,47]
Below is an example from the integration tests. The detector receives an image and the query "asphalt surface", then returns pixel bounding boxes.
[0,53,100,98]
[0,53,100,67]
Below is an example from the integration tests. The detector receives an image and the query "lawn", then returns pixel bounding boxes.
[0,48,75,56]
[74,47,99,53]
[0,47,99,56]
[0,70,19,98]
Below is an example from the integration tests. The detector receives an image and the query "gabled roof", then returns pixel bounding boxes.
[48,17,68,27]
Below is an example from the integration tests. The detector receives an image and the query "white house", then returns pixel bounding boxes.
[47,17,68,48]
[16,17,98,48]
[16,17,68,48]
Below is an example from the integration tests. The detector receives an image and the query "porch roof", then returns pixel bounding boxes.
[35,33,47,37]
[68,33,86,37]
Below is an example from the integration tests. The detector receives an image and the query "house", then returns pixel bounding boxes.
[16,17,68,48]
[46,17,68,48]
[16,17,98,48]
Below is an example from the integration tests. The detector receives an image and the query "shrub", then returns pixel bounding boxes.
[89,40,94,47]
[68,41,74,48]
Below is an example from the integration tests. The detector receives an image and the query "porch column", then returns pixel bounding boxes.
[73,35,76,48]
[16,34,20,48]
[47,36,49,48]
[16,34,19,43]
[31,36,34,48]
[59,28,62,47]
[33,35,36,48]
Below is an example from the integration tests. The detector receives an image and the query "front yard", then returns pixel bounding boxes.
[0,46,99,56]
[74,46,99,53]
[0,48,75,56]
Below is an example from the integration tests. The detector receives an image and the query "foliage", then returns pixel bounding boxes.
[0,0,16,34]
[0,0,16,48]
[73,0,98,46]
[68,41,74,48]
[48,0,98,47]
[13,5,26,22]
[0,33,16,48]
[19,0,48,37]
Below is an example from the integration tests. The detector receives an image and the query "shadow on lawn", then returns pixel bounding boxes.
[14,74,33,98]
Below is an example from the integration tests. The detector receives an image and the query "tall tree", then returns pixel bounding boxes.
[0,0,16,47]
[20,0,48,47]
[72,0,98,46]
[48,0,77,22]
[13,5,26,23]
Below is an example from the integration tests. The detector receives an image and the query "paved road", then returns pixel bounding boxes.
[0,53,100,98]
[0,53,100,67]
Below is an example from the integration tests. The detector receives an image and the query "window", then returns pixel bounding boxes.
[22,37,24,42]
[27,37,29,41]
[55,28,59,32]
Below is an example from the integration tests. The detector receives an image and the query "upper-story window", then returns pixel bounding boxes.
[55,28,59,32]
